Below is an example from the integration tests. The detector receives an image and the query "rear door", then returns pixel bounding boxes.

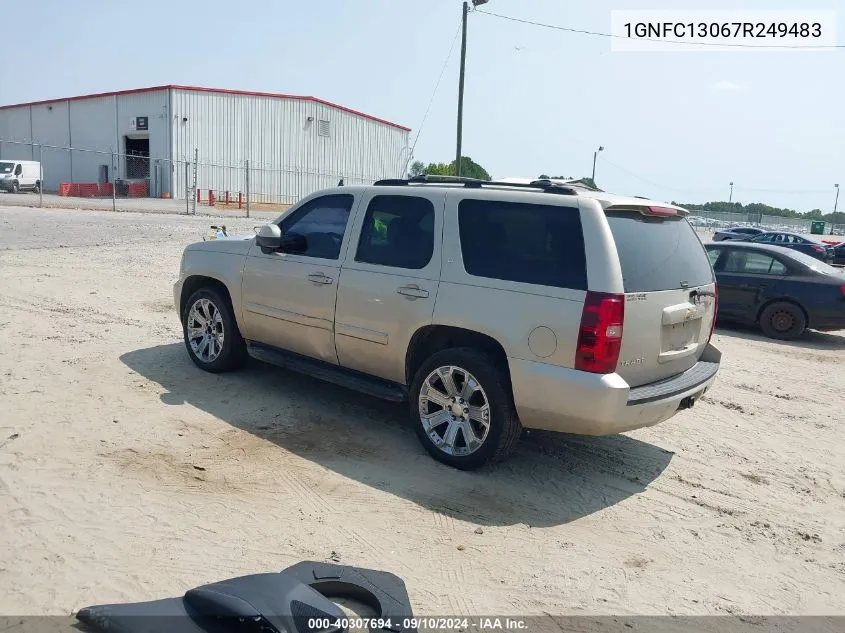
[606,211,717,387]
[334,190,443,384]
[715,248,788,319]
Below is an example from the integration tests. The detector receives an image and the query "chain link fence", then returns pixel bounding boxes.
[686,210,844,237]
[2,136,844,235]
[0,138,380,217]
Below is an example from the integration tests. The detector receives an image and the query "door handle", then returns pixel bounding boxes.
[308,272,334,285]
[397,285,429,299]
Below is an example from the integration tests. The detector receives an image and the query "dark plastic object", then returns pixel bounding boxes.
[283,562,416,633]
[76,562,416,633]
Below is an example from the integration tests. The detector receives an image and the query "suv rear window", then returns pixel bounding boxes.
[606,212,714,292]
[458,199,587,290]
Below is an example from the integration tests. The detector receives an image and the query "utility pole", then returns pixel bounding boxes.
[834,184,840,215]
[729,181,734,203]
[111,148,116,213]
[592,146,604,183]
[455,1,470,177]
[38,144,43,208]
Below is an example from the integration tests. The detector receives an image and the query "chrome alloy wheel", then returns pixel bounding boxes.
[418,365,491,456]
[187,298,225,363]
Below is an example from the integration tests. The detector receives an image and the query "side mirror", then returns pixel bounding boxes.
[256,224,282,252]
[279,232,307,254]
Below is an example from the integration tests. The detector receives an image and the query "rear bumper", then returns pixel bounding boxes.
[509,344,721,436]
[809,311,845,331]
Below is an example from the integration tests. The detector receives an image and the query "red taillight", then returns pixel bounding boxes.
[840,285,845,297]
[811,245,825,253]
[708,287,719,344]
[647,206,679,216]
[575,292,625,374]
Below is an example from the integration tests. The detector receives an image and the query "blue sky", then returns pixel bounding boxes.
[4,0,844,212]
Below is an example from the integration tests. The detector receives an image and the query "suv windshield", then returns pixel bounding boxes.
[607,212,714,292]
[0,162,14,174]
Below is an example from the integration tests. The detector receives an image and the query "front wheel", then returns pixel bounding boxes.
[10,181,18,194]
[181,287,247,373]
[759,301,806,341]
[409,348,522,470]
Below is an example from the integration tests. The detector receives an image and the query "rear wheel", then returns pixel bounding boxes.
[33,181,40,194]
[181,287,247,373]
[409,348,522,470]
[759,301,806,341]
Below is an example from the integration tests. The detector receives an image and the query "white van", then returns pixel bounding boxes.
[0,160,42,193]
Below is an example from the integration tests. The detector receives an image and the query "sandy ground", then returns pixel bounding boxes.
[0,205,843,618]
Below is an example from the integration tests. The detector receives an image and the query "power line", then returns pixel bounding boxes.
[597,156,711,195]
[599,157,837,198]
[476,9,845,50]
[406,19,463,173]
[734,185,831,194]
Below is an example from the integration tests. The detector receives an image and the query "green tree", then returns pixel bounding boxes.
[409,161,426,178]
[671,199,845,223]
[424,162,453,176]
[420,157,491,181]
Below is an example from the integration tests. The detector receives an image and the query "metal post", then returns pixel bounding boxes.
[834,184,840,215]
[38,144,43,208]
[185,160,190,215]
[729,182,734,203]
[111,150,116,213]
[590,146,604,184]
[245,159,251,218]
[192,148,198,215]
[455,1,469,177]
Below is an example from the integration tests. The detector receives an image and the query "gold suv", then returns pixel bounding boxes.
[174,177,721,470]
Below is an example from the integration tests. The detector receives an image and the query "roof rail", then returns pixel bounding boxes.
[373,174,577,195]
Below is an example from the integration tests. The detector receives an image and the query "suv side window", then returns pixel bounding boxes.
[355,195,435,270]
[458,199,587,291]
[723,250,787,275]
[279,194,354,260]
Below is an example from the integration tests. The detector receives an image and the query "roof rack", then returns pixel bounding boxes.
[373,174,577,195]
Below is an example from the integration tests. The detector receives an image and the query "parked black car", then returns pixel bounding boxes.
[737,231,835,262]
[831,241,845,266]
[712,226,766,242]
[705,242,845,340]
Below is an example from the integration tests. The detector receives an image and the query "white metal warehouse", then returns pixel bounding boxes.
[0,85,411,202]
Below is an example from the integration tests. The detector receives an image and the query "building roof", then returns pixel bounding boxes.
[0,84,411,132]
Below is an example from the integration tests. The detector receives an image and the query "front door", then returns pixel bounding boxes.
[240,193,358,364]
[334,191,444,384]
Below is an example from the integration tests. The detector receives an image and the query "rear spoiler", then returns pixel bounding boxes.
[604,203,690,218]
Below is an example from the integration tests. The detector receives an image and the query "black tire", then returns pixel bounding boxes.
[409,347,522,470]
[10,181,18,194]
[33,182,40,194]
[759,301,806,341]
[181,286,248,373]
